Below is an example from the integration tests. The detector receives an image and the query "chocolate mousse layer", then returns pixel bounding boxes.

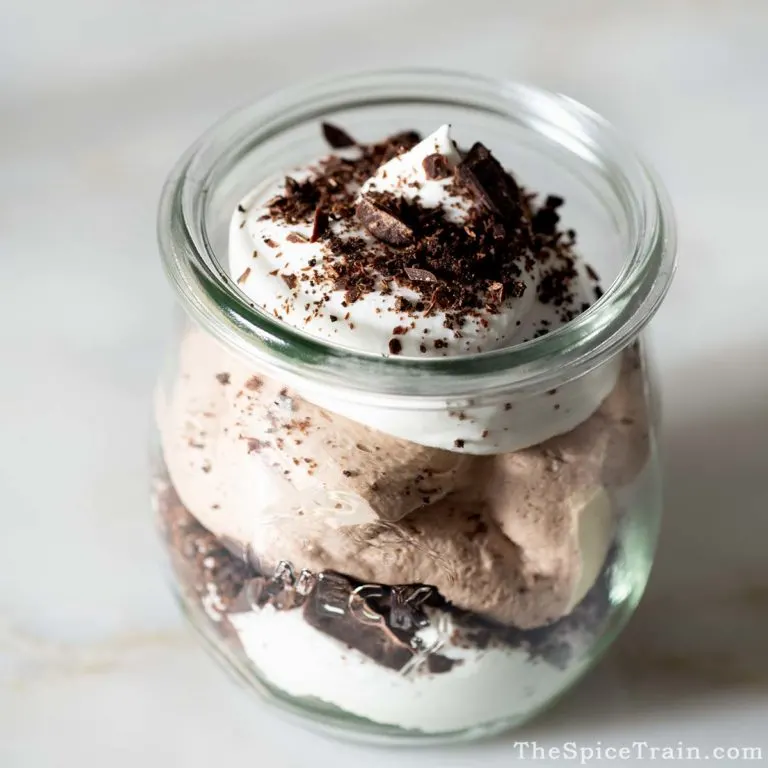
[158,335,647,629]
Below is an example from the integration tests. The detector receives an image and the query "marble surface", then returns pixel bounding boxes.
[2,1,767,765]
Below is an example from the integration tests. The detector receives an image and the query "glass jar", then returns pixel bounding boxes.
[153,69,676,744]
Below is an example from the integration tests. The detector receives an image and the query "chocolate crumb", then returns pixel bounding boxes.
[329,315,338,322]
[419,344,427,353]
[237,204,246,213]
[486,280,504,307]
[215,373,230,385]
[392,325,408,335]
[454,439,465,449]
[282,273,298,290]
[263,237,278,248]
[388,338,403,355]
[321,122,356,149]
[594,286,604,300]
[245,376,263,391]
[286,232,308,244]
[434,339,448,349]
[586,265,600,281]
[422,153,450,179]
[545,194,564,209]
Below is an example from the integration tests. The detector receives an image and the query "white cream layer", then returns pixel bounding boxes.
[229,605,592,734]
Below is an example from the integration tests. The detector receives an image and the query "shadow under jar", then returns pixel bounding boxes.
[153,69,676,744]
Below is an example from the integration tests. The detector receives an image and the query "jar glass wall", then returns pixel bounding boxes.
[153,70,676,743]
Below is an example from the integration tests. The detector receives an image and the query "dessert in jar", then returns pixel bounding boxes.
[153,71,676,743]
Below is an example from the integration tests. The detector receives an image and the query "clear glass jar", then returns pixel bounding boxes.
[153,69,676,744]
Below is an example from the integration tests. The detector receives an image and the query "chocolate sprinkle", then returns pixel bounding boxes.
[321,122,356,149]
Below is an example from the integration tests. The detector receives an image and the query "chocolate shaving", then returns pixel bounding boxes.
[404,266,438,283]
[310,207,329,242]
[455,142,521,223]
[286,232,308,243]
[422,153,450,180]
[546,195,564,209]
[486,280,504,306]
[282,273,298,290]
[236,267,251,285]
[357,196,414,247]
[321,122,356,149]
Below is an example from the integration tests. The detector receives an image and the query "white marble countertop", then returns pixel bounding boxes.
[2,1,767,765]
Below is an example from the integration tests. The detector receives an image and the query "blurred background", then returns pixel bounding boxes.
[2,1,767,766]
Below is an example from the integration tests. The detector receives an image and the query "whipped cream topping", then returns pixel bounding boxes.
[230,125,588,358]
[227,124,619,453]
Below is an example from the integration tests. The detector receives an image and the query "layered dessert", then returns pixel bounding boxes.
[155,123,650,734]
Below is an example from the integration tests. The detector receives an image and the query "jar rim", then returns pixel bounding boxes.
[157,68,676,399]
